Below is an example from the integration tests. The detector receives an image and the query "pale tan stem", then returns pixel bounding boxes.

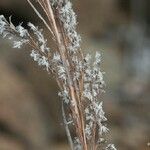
[62,101,74,150]
[26,0,55,38]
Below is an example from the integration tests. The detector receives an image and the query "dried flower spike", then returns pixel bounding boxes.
[0,1,116,150]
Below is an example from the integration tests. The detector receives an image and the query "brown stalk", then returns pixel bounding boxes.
[55,10,88,150]
[44,0,86,146]
[44,1,88,149]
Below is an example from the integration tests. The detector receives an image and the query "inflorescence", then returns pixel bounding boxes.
[0,1,116,149]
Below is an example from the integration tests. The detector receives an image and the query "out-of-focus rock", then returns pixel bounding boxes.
[0,135,24,150]
[0,59,50,150]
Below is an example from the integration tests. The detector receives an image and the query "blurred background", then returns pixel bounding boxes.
[0,0,150,150]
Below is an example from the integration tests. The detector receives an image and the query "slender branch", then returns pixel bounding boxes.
[26,0,55,38]
[62,101,74,150]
